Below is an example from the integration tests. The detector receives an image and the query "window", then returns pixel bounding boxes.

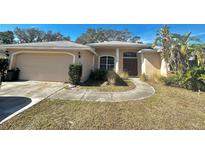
[123,52,137,58]
[100,56,115,70]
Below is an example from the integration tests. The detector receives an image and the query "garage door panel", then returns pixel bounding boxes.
[15,53,73,82]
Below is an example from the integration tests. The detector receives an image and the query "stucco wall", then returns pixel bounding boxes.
[9,49,94,82]
[140,52,161,77]
[160,58,168,77]
[78,51,94,82]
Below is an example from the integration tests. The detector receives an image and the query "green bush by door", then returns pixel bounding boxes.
[68,64,82,85]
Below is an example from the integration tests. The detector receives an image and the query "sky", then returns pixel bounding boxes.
[1,24,205,43]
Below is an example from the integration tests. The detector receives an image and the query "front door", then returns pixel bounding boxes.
[123,52,138,76]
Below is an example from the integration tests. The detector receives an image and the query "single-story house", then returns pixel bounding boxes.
[0,41,167,82]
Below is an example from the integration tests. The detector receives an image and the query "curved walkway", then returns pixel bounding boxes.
[50,78,155,102]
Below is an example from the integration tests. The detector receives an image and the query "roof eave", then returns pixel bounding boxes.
[0,47,97,55]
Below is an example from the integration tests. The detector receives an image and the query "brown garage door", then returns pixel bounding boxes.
[15,53,73,82]
[123,58,138,76]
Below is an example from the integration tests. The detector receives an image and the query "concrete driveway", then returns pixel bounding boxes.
[0,81,65,124]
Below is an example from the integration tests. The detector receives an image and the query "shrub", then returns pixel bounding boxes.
[107,70,119,85]
[68,64,82,85]
[140,73,148,81]
[140,73,161,83]
[89,69,107,81]
[161,74,182,87]
[183,66,205,91]
[0,58,9,82]
[106,70,127,86]
[118,71,129,80]
[161,67,205,91]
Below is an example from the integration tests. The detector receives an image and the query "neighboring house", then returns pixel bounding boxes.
[0,41,167,82]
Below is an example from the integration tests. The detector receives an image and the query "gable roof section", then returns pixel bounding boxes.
[0,41,96,55]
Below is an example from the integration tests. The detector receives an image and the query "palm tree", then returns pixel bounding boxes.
[154,25,176,73]
[154,25,172,63]
[154,25,203,74]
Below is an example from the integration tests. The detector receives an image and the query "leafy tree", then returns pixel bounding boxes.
[43,31,70,41]
[14,27,70,43]
[76,28,140,44]
[15,27,44,43]
[0,31,14,44]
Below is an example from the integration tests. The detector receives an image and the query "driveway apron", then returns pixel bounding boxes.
[0,81,65,124]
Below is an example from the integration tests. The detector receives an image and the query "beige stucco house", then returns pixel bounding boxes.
[0,41,167,82]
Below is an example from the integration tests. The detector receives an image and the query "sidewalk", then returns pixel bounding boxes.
[50,78,155,102]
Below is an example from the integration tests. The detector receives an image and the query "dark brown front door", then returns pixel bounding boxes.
[123,58,138,76]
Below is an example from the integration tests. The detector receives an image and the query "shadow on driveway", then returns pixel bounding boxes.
[0,96,32,121]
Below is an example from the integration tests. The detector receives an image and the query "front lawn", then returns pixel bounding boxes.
[1,82,205,130]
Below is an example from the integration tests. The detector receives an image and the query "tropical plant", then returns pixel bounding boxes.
[171,32,202,73]
[155,25,205,91]
[183,66,205,91]
[162,67,205,91]
[154,25,203,73]
[154,25,172,64]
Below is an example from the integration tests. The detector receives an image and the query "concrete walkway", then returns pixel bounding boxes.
[50,78,155,102]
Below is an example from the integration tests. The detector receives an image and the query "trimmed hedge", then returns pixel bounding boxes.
[69,64,82,85]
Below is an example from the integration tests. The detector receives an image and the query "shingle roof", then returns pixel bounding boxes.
[0,41,96,54]
[88,41,151,48]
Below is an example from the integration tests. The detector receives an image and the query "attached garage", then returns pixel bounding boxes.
[14,52,74,82]
[0,41,96,82]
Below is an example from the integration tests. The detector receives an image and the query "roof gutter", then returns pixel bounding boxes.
[0,47,97,55]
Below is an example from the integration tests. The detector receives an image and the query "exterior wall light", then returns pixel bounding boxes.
[78,52,81,59]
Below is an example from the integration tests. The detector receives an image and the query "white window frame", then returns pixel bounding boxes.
[98,55,115,70]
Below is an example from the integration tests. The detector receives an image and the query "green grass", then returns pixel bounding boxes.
[1,82,205,130]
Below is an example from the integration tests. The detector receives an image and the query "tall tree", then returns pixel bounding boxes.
[43,31,70,41]
[76,28,140,44]
[154,25,172,64]
[14,27,70,43]
[0,31,14,44]
[154,25,203,73]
